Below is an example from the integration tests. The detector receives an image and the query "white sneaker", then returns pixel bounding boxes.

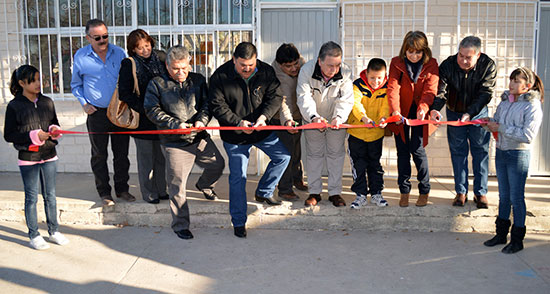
[49,232,69,246]
[30,235,50,250]
[350,195,368,209]
[371,194,389,207]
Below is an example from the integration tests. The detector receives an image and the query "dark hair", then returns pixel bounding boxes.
[275,43,300,64]
[510,67,545,103]
[233,42,257,59]
[127,29,155,57]
[318,41,342,61]
[398,31,432,64]
[85,19,106,35]
[367,58,387,72]
[9,65,39,95]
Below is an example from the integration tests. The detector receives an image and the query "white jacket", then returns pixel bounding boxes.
[296,59,354,123]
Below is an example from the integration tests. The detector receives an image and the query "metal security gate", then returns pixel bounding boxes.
[340,0,428,77]
[258,2,338,64]
[3,0,255,100]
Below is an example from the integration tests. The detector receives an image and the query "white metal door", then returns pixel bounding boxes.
[259,3,338,64]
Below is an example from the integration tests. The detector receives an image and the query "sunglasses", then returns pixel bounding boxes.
[89,34,108,42]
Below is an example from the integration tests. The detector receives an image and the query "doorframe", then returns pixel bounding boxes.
[256,1,339,60]
[534,1,550,175]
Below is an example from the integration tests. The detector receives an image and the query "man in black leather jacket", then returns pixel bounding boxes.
[431,36,497,209]
[144,45,225,240]
[209,42,290,238]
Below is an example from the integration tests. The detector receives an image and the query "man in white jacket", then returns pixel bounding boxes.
[296,41,354,207]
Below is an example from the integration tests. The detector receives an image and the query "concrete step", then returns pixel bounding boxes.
[1,172,549,233]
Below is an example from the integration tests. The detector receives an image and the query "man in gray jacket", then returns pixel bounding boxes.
[296,41,354,207]
[272,43,307,201]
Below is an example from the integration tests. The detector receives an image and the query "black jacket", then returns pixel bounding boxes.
[209,59,282,145]
[432,53,496,117]
[3,93,59,161]
[118,50,167,140]
[143,72,210,147]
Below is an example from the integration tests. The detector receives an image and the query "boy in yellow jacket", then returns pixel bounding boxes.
[347,58,390,208]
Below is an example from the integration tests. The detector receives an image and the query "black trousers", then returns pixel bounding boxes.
[348,135,384,196]
[86,108,130,197]
[274,119,304,194]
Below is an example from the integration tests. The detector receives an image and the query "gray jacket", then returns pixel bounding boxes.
[491,90,543,151]
[296,59,354,123]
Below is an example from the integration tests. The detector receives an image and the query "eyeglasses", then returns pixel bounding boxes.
[88,34,108,42]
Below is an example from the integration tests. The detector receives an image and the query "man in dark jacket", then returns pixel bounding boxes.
[209,42,290,238]
[431,36,497,208]
[144,45,225,240]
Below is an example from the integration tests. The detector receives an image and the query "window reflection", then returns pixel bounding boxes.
[21,0,254,96]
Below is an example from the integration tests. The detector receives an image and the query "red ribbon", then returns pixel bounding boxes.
[51,115,489,136]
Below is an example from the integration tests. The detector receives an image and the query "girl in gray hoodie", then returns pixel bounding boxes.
[483,67,544,254]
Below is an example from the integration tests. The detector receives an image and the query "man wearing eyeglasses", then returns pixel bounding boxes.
[71,19,135,206]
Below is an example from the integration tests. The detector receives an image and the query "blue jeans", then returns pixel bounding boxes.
[19,161,59,239]
[496,149,529,227]
[446,108,490,196]
[223,132,290,227]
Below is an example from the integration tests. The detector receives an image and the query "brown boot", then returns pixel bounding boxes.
[474,195,489,209]
[399,193,409,207]
[452,193,467,206]
[416,193,429,207]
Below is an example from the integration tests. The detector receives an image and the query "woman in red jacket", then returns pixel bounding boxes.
[387,31,439,207]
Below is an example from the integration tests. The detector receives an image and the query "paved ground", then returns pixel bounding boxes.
[0,221,549,294]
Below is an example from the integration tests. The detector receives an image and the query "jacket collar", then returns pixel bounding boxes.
[312,59,343,82]
[502,90,541,102]
[226,59,265,81]
[359,68,387,92]
[14,92,42,103]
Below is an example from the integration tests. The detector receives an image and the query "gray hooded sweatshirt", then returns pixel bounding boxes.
[491,90,543,151]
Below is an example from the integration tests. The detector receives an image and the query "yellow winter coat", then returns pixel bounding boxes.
[346,69,390,142]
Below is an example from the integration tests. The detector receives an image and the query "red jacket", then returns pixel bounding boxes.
[387,56,439,146]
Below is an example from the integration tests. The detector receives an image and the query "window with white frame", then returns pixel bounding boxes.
[457,0,538,96]
[340,0,428,77]
[16,0,254,99]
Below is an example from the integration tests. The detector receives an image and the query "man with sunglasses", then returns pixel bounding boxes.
[71,19,135,206]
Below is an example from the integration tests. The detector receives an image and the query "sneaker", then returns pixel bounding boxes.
[371,194,388,207]
[350,195,368,209]
[49,232,69,246]
[29,235,50,250]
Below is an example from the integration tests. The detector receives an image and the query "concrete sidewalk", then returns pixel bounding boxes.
[0,221,549,293]
[0,172,549,232]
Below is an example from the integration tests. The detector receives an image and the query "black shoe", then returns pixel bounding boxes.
[195,183,218,200]
[175,229,194,240]
[484,218,511,247]
[116,191,136,202]
[146,199,160,204]
[159,194,170,200]
[234,226,247,238]
[254,195,282,205]
[502,225,526,254]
